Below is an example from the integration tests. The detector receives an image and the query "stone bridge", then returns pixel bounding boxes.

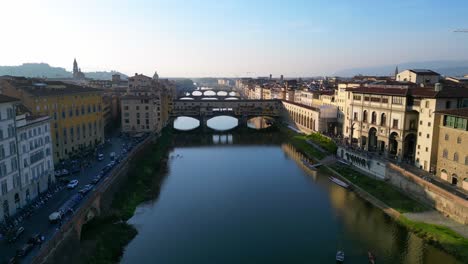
[171,99,282,127]
[180,89,240,99]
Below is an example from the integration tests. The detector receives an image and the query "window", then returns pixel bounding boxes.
[443,149,448,158]
[9,141,16,155]
[446,101,451,109]
[420,120,423,125]
[425,147,428,152]
[382,98,388,103]
[353,95,361,101]
[445,134,449,141]
[426,134,430,139]
[381,113,386,126]
[392,119,398,129]
[392,97,403,105]
[454,152,459,162]
[124,106,129,110]
[363,110,368,123]
[11,158,17,171]
[418,145,420,149]
[457,137,462,144]
[371,112,377,124]
[353,112,358,121]
[428,122,431,127]
[425,101,429,108]
[370,97,381,103]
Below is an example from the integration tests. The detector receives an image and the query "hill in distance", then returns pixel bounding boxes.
[0,63,128,80]
[334,60,468,77]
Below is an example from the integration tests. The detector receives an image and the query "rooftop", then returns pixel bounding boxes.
[0,94,21,104]
[2,77,103,96]
[436,108,468,118]
[408,69,440,75]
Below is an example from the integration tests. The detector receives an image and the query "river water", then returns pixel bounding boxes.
[119,117,459,264]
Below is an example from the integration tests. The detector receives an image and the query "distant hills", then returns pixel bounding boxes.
[334,60,468,77]
[0,63,128,80]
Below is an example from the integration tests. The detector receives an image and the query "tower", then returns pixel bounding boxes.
[153,71,159,81]
[73,58,79,77]
[394,65,399,79]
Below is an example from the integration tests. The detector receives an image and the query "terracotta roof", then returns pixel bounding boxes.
[346,86,409,96]
[436,108,468,118]
[410,86,468,98]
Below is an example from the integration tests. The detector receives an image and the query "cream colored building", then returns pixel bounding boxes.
[396,69,440,85]
[435,108,468,190]
[343,85,418,161]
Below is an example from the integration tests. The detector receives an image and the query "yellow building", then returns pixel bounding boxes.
[0,77,105,163]
[435,108,468,190]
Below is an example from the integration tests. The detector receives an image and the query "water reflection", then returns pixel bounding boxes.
[206,116,238,131]
[201,97,218,100]
[179,97,195,100]
[121,133,459,264]
[173,116,200,130]
[224,97,239,100]
[212,134,234,144]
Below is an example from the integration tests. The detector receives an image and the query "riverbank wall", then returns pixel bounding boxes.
[31,134,158,264]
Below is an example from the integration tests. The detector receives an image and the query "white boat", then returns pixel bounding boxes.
[329,177,349,189]
[336,250,345,262]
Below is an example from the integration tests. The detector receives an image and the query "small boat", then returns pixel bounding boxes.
[329,176,350,189]
[336,250,345,262]
[368,251,376,264]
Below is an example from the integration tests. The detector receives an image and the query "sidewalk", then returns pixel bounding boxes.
[404,210,468,238]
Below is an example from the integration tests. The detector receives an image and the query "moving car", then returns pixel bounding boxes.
[97,153,104,161]
[67,179,79,189]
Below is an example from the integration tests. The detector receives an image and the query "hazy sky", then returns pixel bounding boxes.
[1,0,468,77]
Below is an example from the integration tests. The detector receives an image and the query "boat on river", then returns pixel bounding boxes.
[336,250,345,262]
[329,176,349,189]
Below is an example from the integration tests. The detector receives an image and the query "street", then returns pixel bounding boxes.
[0,131,140,263]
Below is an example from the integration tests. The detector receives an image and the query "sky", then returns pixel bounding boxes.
[1,0,468,77]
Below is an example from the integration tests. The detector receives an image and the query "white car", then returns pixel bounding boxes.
[67,180,79,189]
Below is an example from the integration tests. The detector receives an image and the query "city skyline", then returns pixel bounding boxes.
[1,0,468,77]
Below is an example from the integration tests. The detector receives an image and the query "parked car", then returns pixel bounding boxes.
[78,184,93,195]
[97,153,104,161]
[16,243,33,257]
[48,211,62,223]
[110,152,116,161]
[61,169,70,176]
[8,227,25,243]
[28,234,43,245]
[67,179,79,189]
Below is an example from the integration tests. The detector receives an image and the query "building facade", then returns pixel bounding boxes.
[435,108,468,190]
[0,95,55,221]
[396,69,440,85]
[0,77,105,163]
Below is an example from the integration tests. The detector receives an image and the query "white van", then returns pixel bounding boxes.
[48,211,62,223]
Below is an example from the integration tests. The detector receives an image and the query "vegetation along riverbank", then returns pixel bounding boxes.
[80,128,173,264]
[279,124,468,262]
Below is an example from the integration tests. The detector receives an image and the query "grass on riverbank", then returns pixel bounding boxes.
[398,216,468,261]
[327,163,468,261]
[279,126,326,160]
[80,129,173,263]
[306,132,337,153]
[328,164,427,213]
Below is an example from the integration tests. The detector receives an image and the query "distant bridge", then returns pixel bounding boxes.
[171,99,282,127]
[181,89,240,99]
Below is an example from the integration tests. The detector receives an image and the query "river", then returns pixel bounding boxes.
[119,117,459,264]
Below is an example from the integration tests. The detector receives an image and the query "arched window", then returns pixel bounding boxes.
[363,110,368,123]
[457,137,462,144]
[443,149,448,158]
[371,112,377,124]
[381,113,386,126]
[454,152,459,162]
[445,134,449,141]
